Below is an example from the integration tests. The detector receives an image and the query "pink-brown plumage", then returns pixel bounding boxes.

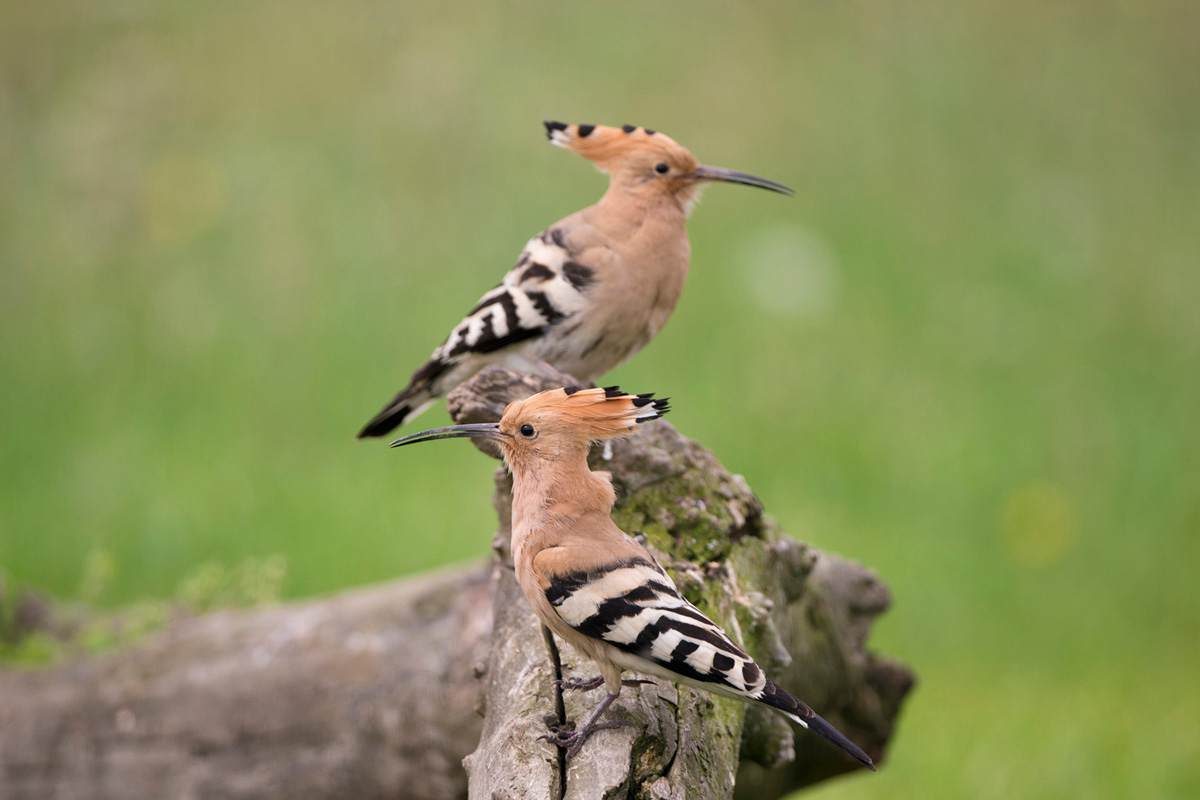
[357,122,790,439]
[391,387,874,770]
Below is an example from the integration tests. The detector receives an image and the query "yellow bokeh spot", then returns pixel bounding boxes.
[1000,482,1078,568]
[140,152,227,244]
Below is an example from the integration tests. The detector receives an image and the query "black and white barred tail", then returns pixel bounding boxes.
[756,679,876,771]
[357,361,442,438]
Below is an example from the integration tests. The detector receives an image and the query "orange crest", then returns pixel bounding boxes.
[543,121,698,176]
[502,385,669,441]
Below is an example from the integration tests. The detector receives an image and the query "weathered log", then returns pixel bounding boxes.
[0,566,493,800]
[0,367,912,800]
[449,368,912,800]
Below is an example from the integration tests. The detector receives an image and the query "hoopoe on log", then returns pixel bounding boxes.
[390,387,875,770]
[357,123,791,438]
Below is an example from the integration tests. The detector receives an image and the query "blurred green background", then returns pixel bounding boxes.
[2,0,1198,796]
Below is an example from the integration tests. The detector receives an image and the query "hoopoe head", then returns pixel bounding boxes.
[543,121,792,210]
[390,386,669,467]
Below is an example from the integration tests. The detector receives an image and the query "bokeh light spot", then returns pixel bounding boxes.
[140,153,227,245]
[740,224,839,318]
[1000,482,1078,568]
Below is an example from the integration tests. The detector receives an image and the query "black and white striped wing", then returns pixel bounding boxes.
[544,554,767,698]
[356,227,600,438]
[434,228,594,363]
[543,549,878,770]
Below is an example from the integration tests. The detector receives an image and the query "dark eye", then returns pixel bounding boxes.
[519,423,535,438]
[655,162,670,174]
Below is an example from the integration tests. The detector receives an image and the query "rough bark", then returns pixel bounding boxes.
[0,367,913,800]
[0,567,493,800]
[449,368,912,800]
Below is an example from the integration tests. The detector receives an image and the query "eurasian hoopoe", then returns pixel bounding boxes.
[391,387,875,770]
[357,122,791,438]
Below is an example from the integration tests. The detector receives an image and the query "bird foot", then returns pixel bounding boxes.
[540,718,635,759]
[554,676,652,692]
[554,676,605,692]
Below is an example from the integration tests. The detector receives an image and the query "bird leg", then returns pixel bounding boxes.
[540,690,633,759]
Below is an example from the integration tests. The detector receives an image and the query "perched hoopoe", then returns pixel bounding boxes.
[357,122,792,438]
[391,387,876,770]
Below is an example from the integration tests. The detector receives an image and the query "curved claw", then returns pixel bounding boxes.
[554,676,605,692]
[541,689,636,760]
[554,676,654,692]
[540,719,635,759]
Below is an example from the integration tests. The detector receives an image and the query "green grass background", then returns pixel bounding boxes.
[2,0,1198,796]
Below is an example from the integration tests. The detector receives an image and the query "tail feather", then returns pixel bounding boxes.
[758,679,876,771]
[357,358,448,439]
[357,397,417,439]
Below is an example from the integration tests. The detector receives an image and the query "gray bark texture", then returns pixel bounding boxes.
[0,367,913,800]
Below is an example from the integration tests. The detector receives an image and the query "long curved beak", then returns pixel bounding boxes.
[390,422,506,448]
[692,165,793,195]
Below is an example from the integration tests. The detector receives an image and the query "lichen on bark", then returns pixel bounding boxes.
[449,368,913,800]
[0,367,911,800]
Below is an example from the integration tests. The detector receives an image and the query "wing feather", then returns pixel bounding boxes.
[540,553,767,697]
[527,529,875,771]
[434,228,593,364]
